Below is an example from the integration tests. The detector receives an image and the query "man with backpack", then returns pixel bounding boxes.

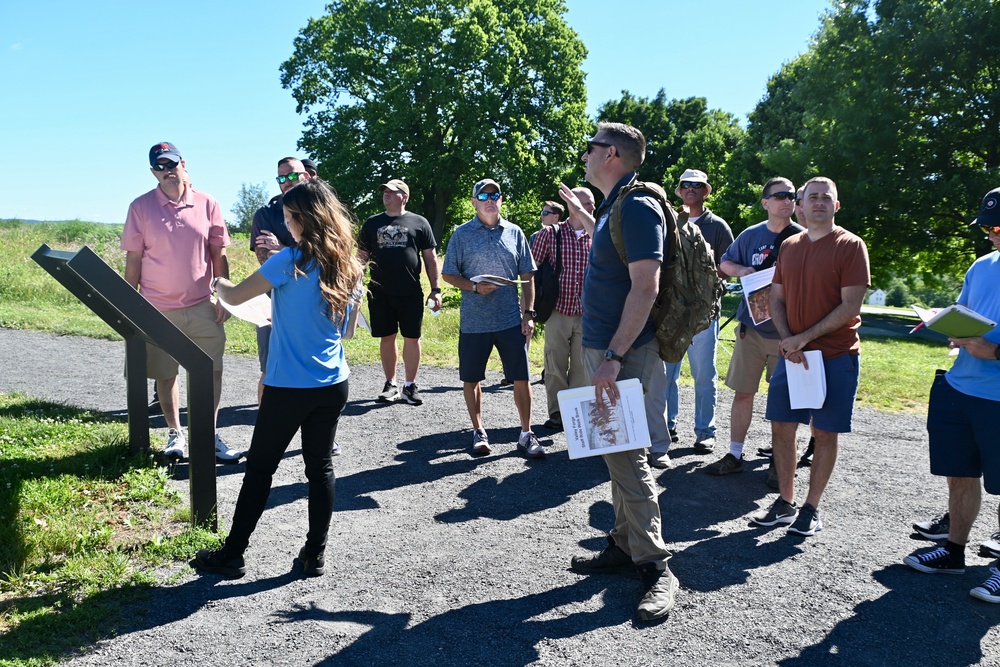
[563,122,680,622]
[705,177,803,476]
[664,169,733,453]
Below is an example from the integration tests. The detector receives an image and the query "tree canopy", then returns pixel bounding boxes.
[281,0,589,242]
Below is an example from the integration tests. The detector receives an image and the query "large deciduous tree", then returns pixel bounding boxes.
[281,0,589,242]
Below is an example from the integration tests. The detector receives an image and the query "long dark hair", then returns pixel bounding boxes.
[281,179,364,321]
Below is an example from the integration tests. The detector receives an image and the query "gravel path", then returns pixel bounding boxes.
[1,328,997,666]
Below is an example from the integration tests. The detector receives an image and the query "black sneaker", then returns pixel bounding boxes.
[980,531,1000,559]
[195,547,246,578]
[787,503,823,537]
[401,383,423,406]
[377,381,399,403]
[704,453,744,476]
[798,437,815,468]
[570,537,636,575]
[294,546,325,577]
[970,563,1000,603]
[913,512,950,541]
[636,563,679,621]
[750,497,798,527]
[669,428,678,444]
[758,446,773,459]
[904,545,965,574]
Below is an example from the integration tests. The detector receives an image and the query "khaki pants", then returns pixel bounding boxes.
[542,311,586,417]
[583,341,671,569]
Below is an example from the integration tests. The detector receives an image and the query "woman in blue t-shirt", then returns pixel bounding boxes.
[196,178,364,578]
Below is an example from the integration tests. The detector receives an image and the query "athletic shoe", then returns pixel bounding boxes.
[636,563,680,621]
[979,531,1000,559]
[913,512,950,541]
[332,441,342,456]
[195,547,246,578]
[377,381,400,402]
[543,412,563,430]
[758,446,773,458]
[148,390,162,416]
[694,435,715,452]
[499,378,513,387]
[164,428,187,461]
[570,537,636,574]
[517,432,545,459]
[647,450,670,470]
[798,436,816,467]
[471,429,491,456]
[787,503,823,537]
[294,546,325,577]
[215,434,243,463]
[401,383,423,406]
[704,453,744,476]
[904,546,966,574]
[970,563,1000,603]
[766,461,780,489]
[750,497,798,527]
[669,428,678,443]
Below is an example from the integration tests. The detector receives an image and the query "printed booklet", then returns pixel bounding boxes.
[911,304,996,338]
[557,378,651,459]
[471,274,528,286]
[739,267,776,326]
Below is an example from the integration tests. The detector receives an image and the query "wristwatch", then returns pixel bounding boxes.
[604,349,624,363]
[472,282,479,294]
[523,309,537,318]
[211,277,221,292]
[994,343,1000,360]
[430,287,442,294]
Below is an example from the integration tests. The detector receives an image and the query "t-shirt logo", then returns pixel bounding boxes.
[377,224,409,249]
[596,212,609,233]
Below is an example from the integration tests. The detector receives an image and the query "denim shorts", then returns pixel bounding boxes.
[765,353,859,433]
[927,371,1000,494]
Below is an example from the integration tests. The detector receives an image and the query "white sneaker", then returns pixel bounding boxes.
[215,433,244,463]
[164,428,187,461]
[332,441,342,456]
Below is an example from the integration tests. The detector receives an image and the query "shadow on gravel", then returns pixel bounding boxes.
[280,576,637,666]
[779,564,998,666]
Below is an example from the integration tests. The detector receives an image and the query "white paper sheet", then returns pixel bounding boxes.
[785,350,826,409]
[218,293,272,328]
[557,378,651,459]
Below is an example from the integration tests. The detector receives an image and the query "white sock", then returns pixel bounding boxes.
[404,381,414,387]
[520,430,532,438]
[730,441,744,459]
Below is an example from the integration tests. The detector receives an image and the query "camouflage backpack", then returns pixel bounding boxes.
[608,179,724,363]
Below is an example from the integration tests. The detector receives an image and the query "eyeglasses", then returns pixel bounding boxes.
[981,225,1000,236]
[276,172,306,185]
[680,181,706,190]
[541,209,558,216]
[764,191,796,201]
[586,140,613,154]
[476,192,501,201]
[152,160,179,172]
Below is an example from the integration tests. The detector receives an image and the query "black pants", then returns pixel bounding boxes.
[225,379,349,557]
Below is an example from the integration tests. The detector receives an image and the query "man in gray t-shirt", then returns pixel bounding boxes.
[442,178,541,459]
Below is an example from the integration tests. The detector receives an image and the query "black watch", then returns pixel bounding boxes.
[604,349,624,363]
[523,309,537,318]
[430,287,441,294]
[994,343,1000,361]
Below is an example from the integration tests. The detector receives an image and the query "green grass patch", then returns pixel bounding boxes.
[0,393,219,665]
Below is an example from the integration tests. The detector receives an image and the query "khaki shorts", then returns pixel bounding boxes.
[146,300,226,379]
[724,325,779,394]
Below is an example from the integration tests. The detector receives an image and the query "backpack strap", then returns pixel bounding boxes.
[756,222,804,272]
[609,179,675,266]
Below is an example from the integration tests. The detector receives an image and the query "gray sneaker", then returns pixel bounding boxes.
[517,432,545,459]
[750,497,798,527]
[647,450,670,470]
[214,434,244,463]
[164,428,187,461]
[636,563,680,621]
[471,429,491,456]
[377,381,400,403]
[704,453,744,476]
[694,434,715,452]
[787,503,823,536]
[570,537,635,575]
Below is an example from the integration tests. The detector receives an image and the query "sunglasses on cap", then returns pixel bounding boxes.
[981,225,1000,236]
[476,192,501,201]
[152,160,179,172]
[276,172,306,185]
[680,181,706,190]
[764,191,796,201]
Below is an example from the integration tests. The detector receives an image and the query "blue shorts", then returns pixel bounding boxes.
[765,353,859,433]
[927,371,1000,494]
[458,325,529,383]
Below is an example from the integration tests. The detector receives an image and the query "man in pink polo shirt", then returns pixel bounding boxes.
[121,141,243,463]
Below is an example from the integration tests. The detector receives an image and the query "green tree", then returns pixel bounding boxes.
[281,0,589,243]
[229,182,270,234]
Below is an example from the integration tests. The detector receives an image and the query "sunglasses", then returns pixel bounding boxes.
[764,191,796,201]
[276,172,306,185]
[541,209,558,216]
[476,192,501,201]
[680,181,706,190]
[586,140,613,154]
[152,160,179,172]
[981,225,1000,236]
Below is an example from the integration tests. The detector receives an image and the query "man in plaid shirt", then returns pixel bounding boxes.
[531,187,594,430]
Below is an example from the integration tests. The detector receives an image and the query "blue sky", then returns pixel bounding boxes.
[0,1,831,224]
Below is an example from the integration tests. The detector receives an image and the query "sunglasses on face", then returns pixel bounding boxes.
[764,191,796,201]
[152,160,179,172]
[586,140,613,154]
[476,192,501,201]
[981,225,1000,236]
[276,172,306,185]
[680,181,706,190]
[541,209,558,216]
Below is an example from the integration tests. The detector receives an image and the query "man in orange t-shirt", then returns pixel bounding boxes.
[749,176,870,537]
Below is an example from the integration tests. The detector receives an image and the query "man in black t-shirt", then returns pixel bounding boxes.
[357,179,441,406]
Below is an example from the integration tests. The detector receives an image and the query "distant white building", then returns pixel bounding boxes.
[868,288,886,306]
